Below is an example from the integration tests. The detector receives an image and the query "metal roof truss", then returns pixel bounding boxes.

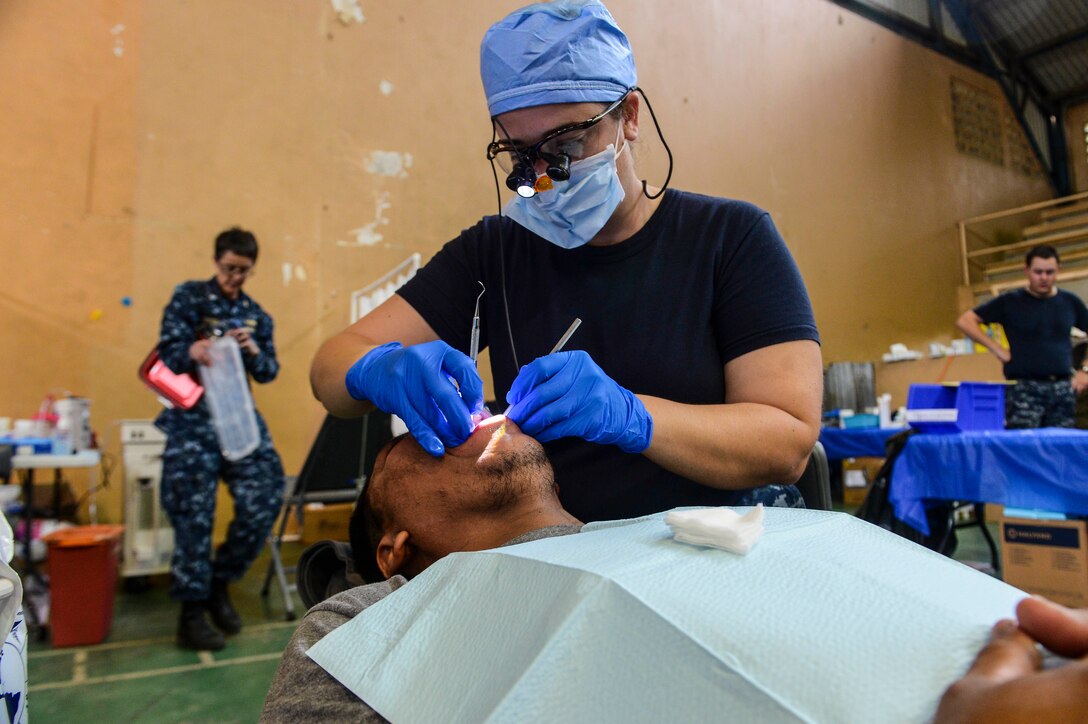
[828,0,1086,195]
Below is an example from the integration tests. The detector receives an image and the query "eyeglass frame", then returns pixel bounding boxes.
[486,88,633,174]
[216,261,256,277]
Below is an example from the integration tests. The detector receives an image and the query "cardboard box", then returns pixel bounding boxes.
[302,502,354,544]
[999,514,1088,608]
[841,457,884,506]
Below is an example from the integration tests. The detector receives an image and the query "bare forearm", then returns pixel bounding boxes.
[639,397,818,489]
[310,296,442,418]
[960,327,1003,357]
[956,312,1007,360]
[309,332,378,418]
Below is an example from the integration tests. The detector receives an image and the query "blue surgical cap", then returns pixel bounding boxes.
[480,0,637,117]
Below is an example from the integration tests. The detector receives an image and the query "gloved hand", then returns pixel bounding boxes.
[345,341,484,456]
[505,351,653,453]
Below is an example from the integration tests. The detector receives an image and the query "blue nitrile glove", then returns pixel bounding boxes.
[505,351,653,453]
[345,341,484,457]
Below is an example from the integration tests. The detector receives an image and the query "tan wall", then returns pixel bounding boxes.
[1,0,1055,526]
[875,353,1004,411]
[1,0,143,525]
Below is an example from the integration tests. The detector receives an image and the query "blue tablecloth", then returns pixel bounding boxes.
[890,428,1088,534]
[819,427,903,460]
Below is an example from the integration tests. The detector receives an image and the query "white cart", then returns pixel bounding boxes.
[120,420,174,577]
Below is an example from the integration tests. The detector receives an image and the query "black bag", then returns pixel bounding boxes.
[854,428,957,555]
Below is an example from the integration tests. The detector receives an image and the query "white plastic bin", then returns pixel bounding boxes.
[200,336,260,461]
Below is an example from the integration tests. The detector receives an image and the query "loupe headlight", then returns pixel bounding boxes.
[504,152,570,198]
[506,156,538,198]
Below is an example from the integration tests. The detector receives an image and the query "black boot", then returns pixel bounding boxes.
[207,578,242,635]
[177,601,225,651]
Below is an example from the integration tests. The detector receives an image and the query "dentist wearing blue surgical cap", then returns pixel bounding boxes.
[311,0,823,522]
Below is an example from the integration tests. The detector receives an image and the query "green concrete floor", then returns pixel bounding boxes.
[24,509,1003,722]
[27,541,307,723]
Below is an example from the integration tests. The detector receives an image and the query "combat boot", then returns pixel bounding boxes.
[177,601,225,651]
[207,577,242,635]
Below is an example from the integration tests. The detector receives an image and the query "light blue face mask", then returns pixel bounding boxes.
[503,136,626,250]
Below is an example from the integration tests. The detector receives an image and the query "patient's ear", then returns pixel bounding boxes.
[376,530,413,578]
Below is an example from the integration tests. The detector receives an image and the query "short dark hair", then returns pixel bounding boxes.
[348,434,408,584]
[214,227,259,261]
[348,483,384,584]
[1025,244,1059,267]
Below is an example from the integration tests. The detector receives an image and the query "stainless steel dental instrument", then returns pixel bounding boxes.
[548,318,582,355]
[469,282,485,366]
[502,317,582,417]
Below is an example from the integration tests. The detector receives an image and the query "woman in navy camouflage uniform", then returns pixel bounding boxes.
[156,227,285,651]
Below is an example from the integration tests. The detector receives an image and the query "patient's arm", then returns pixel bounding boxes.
[260,579,406,723]
[934,597,1088,723]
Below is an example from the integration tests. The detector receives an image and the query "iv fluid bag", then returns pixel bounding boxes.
[200,337,260,461]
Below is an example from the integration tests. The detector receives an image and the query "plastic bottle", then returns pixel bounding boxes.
[54,397,92,451]
[199,336,260,461]
[878,393,893,429]
[31,396,57,439]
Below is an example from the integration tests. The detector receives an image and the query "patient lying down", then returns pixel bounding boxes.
[260,417,582,722]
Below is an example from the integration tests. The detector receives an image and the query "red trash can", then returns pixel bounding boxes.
[42,525,125,647]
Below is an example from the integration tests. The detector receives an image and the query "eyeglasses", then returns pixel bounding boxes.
[486,89,631,196]
[217,262,255,277]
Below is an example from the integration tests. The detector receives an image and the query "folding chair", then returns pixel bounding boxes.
[261,411,393,620]
[794,441,832,511]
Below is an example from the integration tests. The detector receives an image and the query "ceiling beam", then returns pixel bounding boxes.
[1015,26,1088,63]
[1059,81,1088,107]
[968,7,1052,111]
[825,0,981,68]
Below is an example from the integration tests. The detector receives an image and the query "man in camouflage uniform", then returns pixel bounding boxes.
[957,245,1088,429]
[156,227,285,650]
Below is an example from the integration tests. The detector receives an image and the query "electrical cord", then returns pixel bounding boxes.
[73,450,115,515]
[632,86,673,200]
[489,151,522,373]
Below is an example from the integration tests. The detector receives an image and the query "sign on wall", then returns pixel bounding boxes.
[350,253,422,323]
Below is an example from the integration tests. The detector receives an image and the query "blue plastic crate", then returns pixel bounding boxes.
[905,382,1005,434]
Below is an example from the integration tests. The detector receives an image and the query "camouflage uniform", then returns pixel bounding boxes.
[1005,379,1076,429]
[155,278,285,602]
[734,484,805,509]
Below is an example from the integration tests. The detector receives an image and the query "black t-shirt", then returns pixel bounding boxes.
[398,188,820,522]
[974,289,1088,379]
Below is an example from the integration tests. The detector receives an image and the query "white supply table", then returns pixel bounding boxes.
[13,450,101,469]
[10,450,101,633]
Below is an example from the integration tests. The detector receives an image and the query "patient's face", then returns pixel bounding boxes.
[370,416,553,530]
